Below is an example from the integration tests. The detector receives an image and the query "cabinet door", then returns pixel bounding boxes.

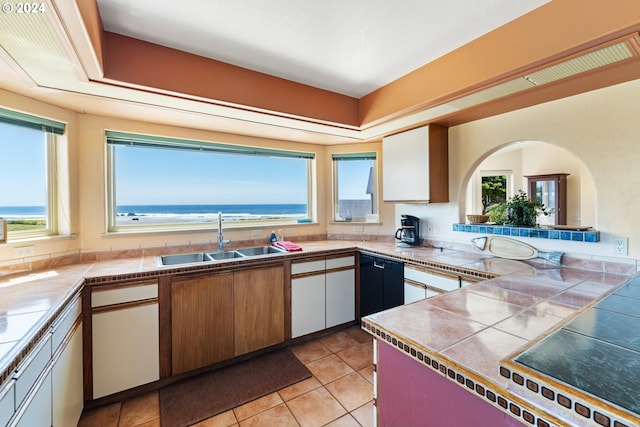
[404,281,427,304]
[359,254,384,317]
[52,323,83,427]
[14,371,51,427]
[383,259,404,310]
[326,268,355,328]
[92,303,160,398]
[234,266,284,355]
[171,272,234,375]
[291,273,325,338]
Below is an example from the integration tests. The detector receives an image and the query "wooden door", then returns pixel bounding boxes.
[234,265,284,355]
[171,272,234,374]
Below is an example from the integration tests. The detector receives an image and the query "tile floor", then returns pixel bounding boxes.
[78,326,374,427]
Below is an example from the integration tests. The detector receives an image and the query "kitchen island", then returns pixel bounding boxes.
[362,264,638,426]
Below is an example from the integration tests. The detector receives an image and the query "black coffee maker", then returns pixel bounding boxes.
[395,214,420,247]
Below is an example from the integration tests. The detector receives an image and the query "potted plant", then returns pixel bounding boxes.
[487,190,549,227]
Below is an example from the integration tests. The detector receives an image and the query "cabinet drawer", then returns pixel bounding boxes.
[326,256,355,270]
[51,297,81,351]
[13,334,51,408]
[404,266,459,292]
[92,282,158,308]
[292,259,326,275]
[0,379,15,427]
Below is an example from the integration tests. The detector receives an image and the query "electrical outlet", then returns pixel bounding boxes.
[13,245,35,258]
[285,228,296,235]
[251,230,263,237]
[613,237,628,255]
[427,225,433,234]
[354,225,364,232]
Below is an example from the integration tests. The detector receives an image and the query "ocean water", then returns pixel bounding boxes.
[0,204,308,221]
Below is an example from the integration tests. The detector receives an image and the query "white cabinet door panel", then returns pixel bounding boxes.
[404,281,426,304]
[326,269,355,328]
[291,275,325,338]
[52,324,83,427]
[92,303,159,398]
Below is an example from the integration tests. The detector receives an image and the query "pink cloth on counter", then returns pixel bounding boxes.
[275,241,302,252]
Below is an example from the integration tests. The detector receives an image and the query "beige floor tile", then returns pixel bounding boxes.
[351,400,375,427]
[289,340,332,364]
[133,419,160,427]
[239,403,299,427]
[358,365,374,384]
[233,392,283,422]
[325,372,374,411]
[287,388,347,427]
[118,391,159,427]
[344,326,373,344]
[319,331,360,352]
[305,354,354,384]
[77,402,121,427]
[278,376,322,401]
[324,414,361,427]
[192,410,238,427]
[336,343,373,371]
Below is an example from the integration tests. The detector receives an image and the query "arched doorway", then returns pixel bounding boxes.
[463,141,596,228]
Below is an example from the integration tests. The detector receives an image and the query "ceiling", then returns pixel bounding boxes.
[95,0,549,98]
[0,0,639,144]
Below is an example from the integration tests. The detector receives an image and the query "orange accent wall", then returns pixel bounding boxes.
[102,32,360,127]
[359,0,640,127]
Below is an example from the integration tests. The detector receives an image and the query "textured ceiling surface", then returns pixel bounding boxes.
[96,0,549,97]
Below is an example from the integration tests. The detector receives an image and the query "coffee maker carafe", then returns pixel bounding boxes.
[395,215,420,247]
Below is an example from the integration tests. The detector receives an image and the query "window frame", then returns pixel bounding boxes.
[0,108,63,241]
[332,152,379,223]
[105,131,316,233]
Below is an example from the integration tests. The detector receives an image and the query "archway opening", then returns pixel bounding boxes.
[463,141,596,228]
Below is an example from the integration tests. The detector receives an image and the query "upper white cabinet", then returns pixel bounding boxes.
[382,124,449,203]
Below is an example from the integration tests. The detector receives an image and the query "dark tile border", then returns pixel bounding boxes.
[453,223,600,243]
[362,320,561,427]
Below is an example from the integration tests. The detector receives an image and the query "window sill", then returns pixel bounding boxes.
[4,233,77,245]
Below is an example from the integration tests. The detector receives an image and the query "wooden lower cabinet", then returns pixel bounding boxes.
[171,272,234,375]
[234,266,284,355]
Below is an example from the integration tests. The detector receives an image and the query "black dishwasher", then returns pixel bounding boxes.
[360,254,404,317]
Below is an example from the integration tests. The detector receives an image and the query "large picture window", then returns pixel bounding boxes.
[0,108,63,240]
[332,153,378,222]
[106,132,314,232]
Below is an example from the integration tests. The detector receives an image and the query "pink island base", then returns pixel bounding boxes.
[377,340,525,427]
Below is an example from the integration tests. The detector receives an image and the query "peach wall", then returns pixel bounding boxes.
[398,78,640,259]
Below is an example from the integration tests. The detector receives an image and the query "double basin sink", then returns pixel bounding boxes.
[157,245,286,266]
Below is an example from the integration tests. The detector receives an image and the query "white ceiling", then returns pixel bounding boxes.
[96,0,549,98]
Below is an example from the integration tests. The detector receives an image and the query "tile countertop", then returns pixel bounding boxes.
[361,259,636,426]
[0,239,634,426]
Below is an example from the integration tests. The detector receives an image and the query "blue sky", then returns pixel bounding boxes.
[0,123,45,206]
[1,121,373,207]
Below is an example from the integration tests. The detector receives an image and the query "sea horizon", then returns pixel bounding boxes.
[0,203,308,220]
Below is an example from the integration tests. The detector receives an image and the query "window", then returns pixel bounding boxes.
[106,132,314,232]
[0,108,64,240]
[332,153,378,222]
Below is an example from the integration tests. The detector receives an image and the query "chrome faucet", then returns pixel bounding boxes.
[217,211,230,252]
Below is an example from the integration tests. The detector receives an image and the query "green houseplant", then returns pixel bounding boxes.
[487,190,549,227]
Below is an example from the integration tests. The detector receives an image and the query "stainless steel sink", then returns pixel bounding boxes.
[157,246,285,266]
[209,250,245,260]
[158,252,213,266]
[235,245,286,256]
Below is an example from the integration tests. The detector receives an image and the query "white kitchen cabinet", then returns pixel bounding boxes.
[292,273,326,338]
[404,265,459,301]
[91,281,159,399]
[404,280,427,304]
[52,322,83,427]
[291,255,355,338]
[0,379,14,427]
[382,124,448,203]
[326,269,355,328]
[12,371,51,427]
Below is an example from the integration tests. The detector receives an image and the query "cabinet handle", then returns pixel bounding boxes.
[374,261,385,269]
